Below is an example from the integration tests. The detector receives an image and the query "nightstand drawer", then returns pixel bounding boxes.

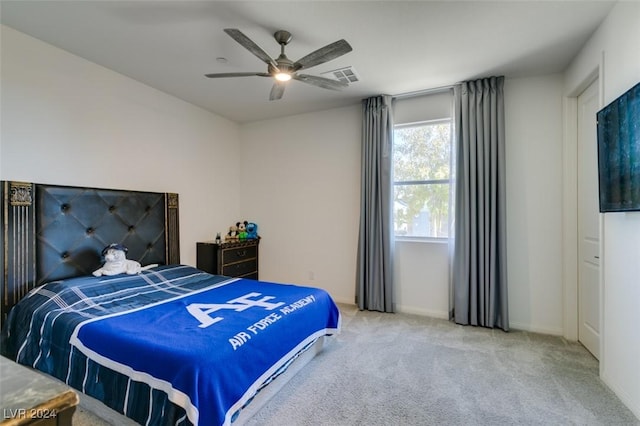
[222,245,257,264]
[222,259,257,277]
[196,239,260,279]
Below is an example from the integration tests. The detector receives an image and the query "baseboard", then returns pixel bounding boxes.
[340,305,564,335]
[601,370,640,421]
[333,301,448,320]
[332,297,356,306]
[509,321,564,336]
[395,304,448,319]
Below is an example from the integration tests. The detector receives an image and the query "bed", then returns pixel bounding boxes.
[0,181,341,425]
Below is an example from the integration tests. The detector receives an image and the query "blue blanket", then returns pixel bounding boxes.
[1,265,341,425]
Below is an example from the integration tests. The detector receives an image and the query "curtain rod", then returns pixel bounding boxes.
[392,84,455,100]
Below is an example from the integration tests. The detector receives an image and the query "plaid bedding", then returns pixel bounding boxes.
[1,265,341,425]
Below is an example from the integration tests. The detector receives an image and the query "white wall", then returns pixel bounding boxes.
[0,25,242,265]
[564,2,640,419]
[239,105,361,304]
[393,241,449,317]
[505,75,565,335]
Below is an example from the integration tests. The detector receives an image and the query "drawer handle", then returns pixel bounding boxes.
[236,250,247,257]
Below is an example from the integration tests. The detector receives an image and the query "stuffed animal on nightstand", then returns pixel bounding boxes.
[237,221,248,240]
[226,224,239,241]
[246,222,258,239]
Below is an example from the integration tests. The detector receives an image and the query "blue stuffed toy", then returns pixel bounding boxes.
[246,222,258,239]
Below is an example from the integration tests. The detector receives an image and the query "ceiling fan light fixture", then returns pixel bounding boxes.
[275,72,292,82]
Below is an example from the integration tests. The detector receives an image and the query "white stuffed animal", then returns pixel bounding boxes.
[93,244,145,277]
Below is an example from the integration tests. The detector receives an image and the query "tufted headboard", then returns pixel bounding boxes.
[1,181,180,324]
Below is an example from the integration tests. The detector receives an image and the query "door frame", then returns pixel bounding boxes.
[562,64,604,371]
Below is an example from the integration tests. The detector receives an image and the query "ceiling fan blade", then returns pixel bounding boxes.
[224,28,279,71]
[269,82,286,101]
[293,39,353,71]
[293,74,349,91]
[205,72,270,78]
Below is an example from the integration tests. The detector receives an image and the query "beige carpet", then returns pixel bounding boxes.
[73,304,639,425]
[74,406,111,426]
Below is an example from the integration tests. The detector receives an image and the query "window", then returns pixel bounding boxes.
[393,119,451,239]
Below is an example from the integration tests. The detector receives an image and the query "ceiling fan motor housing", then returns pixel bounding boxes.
[271,56,294,75]
[273,30,292,46]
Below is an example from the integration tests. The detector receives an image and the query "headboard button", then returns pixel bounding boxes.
[86,227,94,235]
[147,243,153,249]
[129,225,135,232]
[61,252,70,259]
[61,204,70,212]
[109,205,116,212]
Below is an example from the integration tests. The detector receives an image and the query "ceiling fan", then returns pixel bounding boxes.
[205,29,353,101]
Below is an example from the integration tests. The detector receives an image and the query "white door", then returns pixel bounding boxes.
[577,79,600,359]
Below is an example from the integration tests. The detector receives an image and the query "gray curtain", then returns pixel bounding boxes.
[452,77,509,330]
[356,95,394,312]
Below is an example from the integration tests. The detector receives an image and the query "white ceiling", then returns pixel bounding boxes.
[0,1,615,123]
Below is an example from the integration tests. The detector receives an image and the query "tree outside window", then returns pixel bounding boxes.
[393,120,451,238]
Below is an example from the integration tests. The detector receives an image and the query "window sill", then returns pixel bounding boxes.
[394,236,449,244]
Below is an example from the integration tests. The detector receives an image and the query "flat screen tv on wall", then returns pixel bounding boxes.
[596,81,640,213]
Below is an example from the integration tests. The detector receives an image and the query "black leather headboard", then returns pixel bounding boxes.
[1,181,180,324]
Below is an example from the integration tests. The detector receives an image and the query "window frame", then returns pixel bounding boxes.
[393,118,452,242]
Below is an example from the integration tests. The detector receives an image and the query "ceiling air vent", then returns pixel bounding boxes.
[321,66,360,84]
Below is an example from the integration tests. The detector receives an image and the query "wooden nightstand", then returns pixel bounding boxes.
[197,239,259,279]
[0,356,78,425]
